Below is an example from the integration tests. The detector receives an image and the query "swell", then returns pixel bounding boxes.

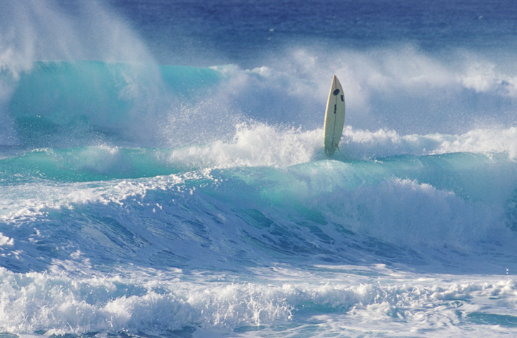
[3,61,224,148]
[0,150,516,276]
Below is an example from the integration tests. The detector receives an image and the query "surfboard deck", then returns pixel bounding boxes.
[323,75,345,156]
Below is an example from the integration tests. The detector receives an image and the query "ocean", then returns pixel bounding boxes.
[1,0,517,336]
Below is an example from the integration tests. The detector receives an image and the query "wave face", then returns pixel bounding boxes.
[1,0,517,337]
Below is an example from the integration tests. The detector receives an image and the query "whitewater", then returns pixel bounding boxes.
[1,0,517,337]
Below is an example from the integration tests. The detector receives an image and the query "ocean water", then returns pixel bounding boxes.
[1,0,517,336]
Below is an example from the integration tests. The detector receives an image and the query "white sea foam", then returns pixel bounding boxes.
[206,47,517,137]
[343,125,517,159]
[4,123,517,180]
[167,123,321,169]
[0,174,191,223]
[0,232,13,246]
[0,267,516,337]
[167,123,517,169]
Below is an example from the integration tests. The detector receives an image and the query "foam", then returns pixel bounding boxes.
[213,47,517,134]
[166,123,517,170]
[0,268,293,333]
[3,123,517,185]
[343,126,517,159]
[0,232,13,246]
[167,123,321,169]
[0,267,516,337]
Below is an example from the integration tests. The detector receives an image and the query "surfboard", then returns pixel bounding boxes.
[323,75,345,156]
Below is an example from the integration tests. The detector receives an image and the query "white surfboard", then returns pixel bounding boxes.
[323,75,345,156]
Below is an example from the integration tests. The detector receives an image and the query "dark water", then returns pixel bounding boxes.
[105,0,517,66]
